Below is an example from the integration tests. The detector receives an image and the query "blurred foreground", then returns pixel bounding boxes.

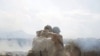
[0,38,100,56]
[0,30,100,56]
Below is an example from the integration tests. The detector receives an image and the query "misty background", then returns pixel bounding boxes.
[0,0,100,38]
[0,0,100,55]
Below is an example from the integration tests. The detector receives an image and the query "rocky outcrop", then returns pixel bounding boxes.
[64,41,81,56]
[27,25,65,56]
[64,40,100,56]
[27,37,61,56]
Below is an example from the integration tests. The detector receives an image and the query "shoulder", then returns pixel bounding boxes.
[36,30,43,33]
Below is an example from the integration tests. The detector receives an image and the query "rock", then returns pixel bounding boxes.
[27,36,66,56]
[27,37,56,56]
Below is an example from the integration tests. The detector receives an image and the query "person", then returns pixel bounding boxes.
[36,25,53,38]
[52,27,64,47]
[51,27,64,56]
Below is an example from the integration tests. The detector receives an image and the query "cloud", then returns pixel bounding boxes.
[35,8,100,38]
[0,0,100,38]
[0,9,33,32]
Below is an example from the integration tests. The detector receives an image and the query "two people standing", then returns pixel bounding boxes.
[27,25,64,56]
[36,25,64,56]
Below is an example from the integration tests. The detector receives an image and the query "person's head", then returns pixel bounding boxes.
[44,25,52,32]
[53,27,60,34]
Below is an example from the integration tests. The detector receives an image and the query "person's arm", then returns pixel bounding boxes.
[59,35,64,47]
[50,33,64,47]
[36,30,42,37]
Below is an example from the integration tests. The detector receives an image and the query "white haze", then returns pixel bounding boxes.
[0,0,100,38]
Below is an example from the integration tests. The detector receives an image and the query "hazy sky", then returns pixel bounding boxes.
[0,0,100,39]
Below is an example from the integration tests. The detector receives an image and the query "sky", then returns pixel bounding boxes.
[0,0,100,39]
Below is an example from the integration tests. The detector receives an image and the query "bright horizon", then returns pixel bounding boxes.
[0,0,100,39]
